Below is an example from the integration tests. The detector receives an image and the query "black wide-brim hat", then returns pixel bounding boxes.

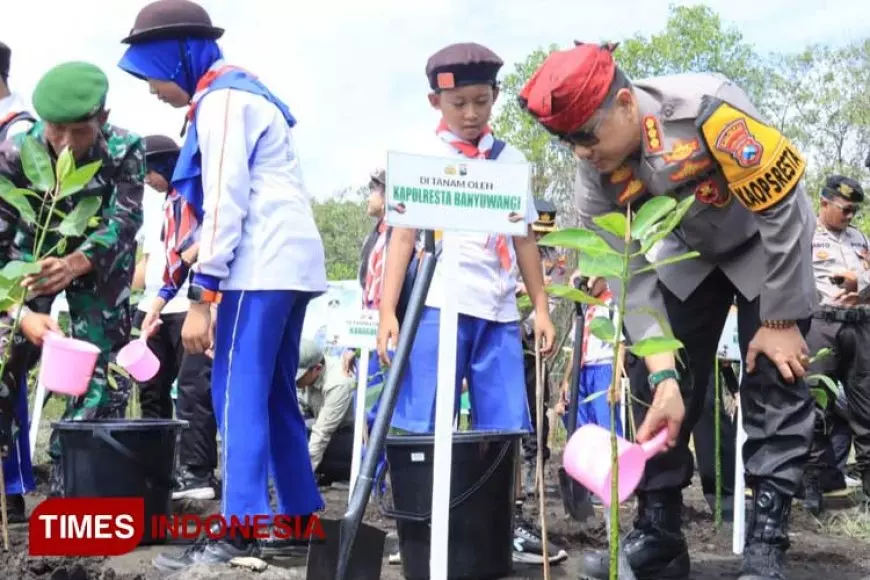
[144,134,181,157]
[122,0,224,44]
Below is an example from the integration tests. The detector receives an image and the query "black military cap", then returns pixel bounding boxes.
[822,175,865,204]
[144,134,180,157]
[122,0,224,44]
[0,42,10,78]
[426,42,503,92]
[533,198,557,232]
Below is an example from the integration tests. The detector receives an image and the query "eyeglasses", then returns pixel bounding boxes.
[830,199,859,216]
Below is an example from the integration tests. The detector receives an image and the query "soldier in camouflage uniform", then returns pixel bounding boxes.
[0,61,144,495]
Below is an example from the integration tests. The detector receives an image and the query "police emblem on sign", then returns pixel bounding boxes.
[715,118,763,168]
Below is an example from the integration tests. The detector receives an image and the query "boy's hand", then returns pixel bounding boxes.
[377,313,399,366]
[20,312,62,346]
[534,311,556,358]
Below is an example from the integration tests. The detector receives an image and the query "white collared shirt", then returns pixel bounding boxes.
[191,63,328,293]
[407,135,537,322]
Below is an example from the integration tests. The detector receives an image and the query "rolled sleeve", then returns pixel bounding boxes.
[575,164,669,343]
[191,89,255,291]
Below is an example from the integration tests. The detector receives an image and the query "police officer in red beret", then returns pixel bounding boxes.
[520,42,817,580]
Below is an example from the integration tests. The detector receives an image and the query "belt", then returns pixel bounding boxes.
[813,307,870,323]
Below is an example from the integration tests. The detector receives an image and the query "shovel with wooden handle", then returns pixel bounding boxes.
[557,276,595,522]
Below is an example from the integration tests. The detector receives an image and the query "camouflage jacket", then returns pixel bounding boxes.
[0,122,145,305]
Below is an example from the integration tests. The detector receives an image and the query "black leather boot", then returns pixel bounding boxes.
[802,468,823,516]
[738,482,791,580]
[6,494,26,524]
[579,489,690,580]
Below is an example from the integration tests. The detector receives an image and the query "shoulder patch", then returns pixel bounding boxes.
[698,101,806,212]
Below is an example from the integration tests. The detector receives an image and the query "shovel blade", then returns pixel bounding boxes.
[558,467,595,521]
[307,518,386,580]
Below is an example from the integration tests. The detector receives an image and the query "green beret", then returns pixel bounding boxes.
[32,61,109,124]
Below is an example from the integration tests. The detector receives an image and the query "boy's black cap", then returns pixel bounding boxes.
[144,134,180,157]
[0,42,10,78]
[822,175,864,204]
[426,43,503,92]
[122,0,224,44]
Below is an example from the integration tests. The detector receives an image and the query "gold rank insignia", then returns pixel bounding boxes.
[816,250,829,260]
[610,164,632,183]
[642,115,663,153]
[618,178,646,205]
[663,139,700,164]
[533,211,557,232]
[669,158,712,182]
[838,182,855,199]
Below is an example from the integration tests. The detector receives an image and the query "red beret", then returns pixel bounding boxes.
[519,43,617,135]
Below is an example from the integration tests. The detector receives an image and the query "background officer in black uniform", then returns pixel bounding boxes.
[805,175,870,512]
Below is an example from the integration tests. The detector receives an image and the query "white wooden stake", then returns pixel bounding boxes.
[732,362,746,555]
[430,236,458,580]
[348,348,370,502]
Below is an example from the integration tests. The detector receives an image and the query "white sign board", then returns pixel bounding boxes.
[385,151,530,236]
[329,309,379,351]
[301,281,363,351]
[717,306,740,361]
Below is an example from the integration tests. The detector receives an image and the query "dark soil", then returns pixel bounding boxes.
[3,458,870,579]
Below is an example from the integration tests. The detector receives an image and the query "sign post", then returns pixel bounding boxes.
[385,151,530,579]
[329,309,379,502]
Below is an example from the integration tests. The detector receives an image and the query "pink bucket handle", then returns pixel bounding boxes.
[43,330,64,341]
[640,428,670,459]
[142,318,163,340]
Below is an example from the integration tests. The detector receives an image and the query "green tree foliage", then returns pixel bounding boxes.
[312,188,375,280]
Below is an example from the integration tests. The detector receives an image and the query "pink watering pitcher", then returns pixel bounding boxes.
[562,424,669,507]
[116,319,162,382]
[39,332,101,396]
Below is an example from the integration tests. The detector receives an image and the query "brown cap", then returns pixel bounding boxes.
[122,0,224,44]
[145,134,180,156]
[425,42,503,92]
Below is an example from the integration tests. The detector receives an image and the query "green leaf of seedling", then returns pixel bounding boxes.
[592,212,627,238]
[589,316,616,343]
[0,175,14,196]
[58,160,102,200]
[806,373,839,396]
[546,283,609,307]
[634,251,701,274]
[57,196,103,237]
[632,197,677,240]
[538,228,619,255]
[57,238,68,255]
[809,387,828,410]
[0,260,42,280]
[21,135,55,192]
[0,188,37,224]
[577,249,624,278]
[516,294,532,310]
[638,196,696,255]
[628,336,684,357]
[55,148,75,183]
[581,389,609,404]
[809,347,834,364]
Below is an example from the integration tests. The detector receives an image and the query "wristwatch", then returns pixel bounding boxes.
[649,369,680,394]
[187,284,222,304]
[762,320,796,330]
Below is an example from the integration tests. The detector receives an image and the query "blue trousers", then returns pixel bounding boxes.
[564,363,623,437]
[212,290,324,520]
[393,307,531,433]
[3,379,34,495]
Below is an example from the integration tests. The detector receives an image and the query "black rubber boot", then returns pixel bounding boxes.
[738,482,791,580]
[802,468,823,516]
[579,489,690,580]
[6,494,26,524]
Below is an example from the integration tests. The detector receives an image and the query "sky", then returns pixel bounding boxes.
[3,0,869,201]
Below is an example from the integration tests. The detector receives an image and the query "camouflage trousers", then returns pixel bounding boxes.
[0,291,133,494]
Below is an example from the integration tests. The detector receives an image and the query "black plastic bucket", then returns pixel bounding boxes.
[380,430,524,580]
[53,418,188,546]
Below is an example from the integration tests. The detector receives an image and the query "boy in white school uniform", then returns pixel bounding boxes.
[117,0,328,570]
[376,41,566,566]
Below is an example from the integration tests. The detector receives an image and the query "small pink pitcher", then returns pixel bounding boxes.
[39,332,101,396]
[116,319,162,382]
[562,424,669,507]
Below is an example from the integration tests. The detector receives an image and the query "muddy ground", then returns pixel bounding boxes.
[3,460,870,579]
